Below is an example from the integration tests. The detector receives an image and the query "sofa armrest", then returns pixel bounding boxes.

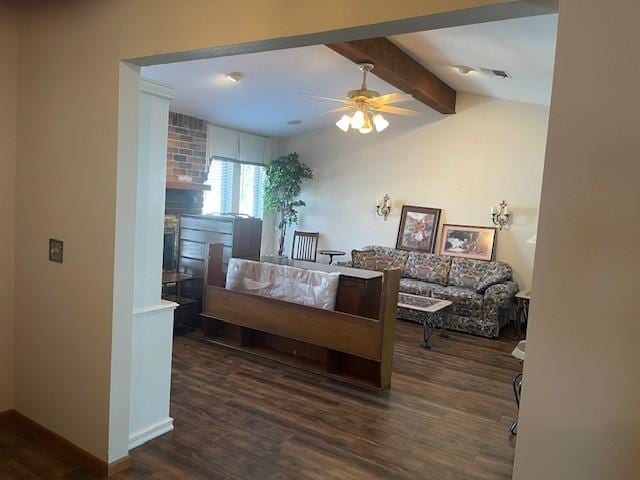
[484,280,519,308]
[334,260,353,267]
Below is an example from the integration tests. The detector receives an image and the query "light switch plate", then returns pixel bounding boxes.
[49,238,63,263]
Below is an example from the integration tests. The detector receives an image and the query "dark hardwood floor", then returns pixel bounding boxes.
[1,321,521,479]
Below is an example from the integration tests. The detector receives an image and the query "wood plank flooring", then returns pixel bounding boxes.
[1,321,521,479]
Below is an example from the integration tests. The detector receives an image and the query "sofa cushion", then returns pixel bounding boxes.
[431,286,484,317]
[447,257,489,289]
[351,249,377,270]
[399,278,437,296]
[403,252,451,286]
[475,261,513,293]
[359,245,409,271]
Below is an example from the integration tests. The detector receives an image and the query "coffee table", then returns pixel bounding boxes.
[397,293,452,349]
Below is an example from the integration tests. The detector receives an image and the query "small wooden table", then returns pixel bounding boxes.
[397,293,452,349]
[162,272,201,302]
[162,272,203,330]
[317,249,346,264]
[514,290,531,339]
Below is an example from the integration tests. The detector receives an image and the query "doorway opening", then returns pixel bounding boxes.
[114,3,558,475]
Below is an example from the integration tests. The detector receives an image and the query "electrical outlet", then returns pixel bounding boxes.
[49,238,64,263]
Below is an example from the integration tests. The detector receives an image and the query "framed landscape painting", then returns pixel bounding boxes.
[439,224,497,261]
[396,206,441,253]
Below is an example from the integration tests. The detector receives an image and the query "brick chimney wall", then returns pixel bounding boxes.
[165,112,209,215]
[167,112,208,184]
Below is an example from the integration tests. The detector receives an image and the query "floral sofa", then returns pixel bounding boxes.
[337,246,518,338]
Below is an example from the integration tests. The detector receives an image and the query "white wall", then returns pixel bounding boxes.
[279,93,548,290]
[0,5,18,413]
[514,1,640,479]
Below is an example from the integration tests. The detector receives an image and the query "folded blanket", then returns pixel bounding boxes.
[225,258,340,310]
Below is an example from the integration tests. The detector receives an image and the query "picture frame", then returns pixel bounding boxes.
[439,224,497,261]
[396,205,442,253]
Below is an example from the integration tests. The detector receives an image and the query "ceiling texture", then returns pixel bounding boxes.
[142,14,557,138]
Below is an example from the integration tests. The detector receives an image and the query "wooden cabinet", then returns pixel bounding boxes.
[178,214,262,281]
[335,276,382,319]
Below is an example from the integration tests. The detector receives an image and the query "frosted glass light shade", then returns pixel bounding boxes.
[373,114,389,132]
[350,110,365,129]
[336,114,351,132]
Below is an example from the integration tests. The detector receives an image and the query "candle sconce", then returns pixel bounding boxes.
[491,200,512,230]
[376,194,392,221]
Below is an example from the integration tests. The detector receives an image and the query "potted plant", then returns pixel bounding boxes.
[264,152,313,257]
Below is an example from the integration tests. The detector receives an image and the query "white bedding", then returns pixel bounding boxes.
[225,258,340,310]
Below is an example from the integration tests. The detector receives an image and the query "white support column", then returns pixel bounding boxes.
[129,78,177,450]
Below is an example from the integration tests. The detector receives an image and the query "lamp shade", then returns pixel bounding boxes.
[373,114,389,132]
[336,114,351,132]
[350,110,365,129]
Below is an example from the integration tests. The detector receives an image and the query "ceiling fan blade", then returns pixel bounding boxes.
[370,92,413,105]
[298,92,346,103]
[374,104,422,116]
[327,106,351,114]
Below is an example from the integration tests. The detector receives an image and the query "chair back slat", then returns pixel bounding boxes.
[291,231,319,262]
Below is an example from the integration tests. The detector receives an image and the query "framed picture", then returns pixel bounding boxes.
[396,205,442,253]
[439,224,497,261]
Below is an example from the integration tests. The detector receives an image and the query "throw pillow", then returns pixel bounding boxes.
[403,252,451,286]
[474,262,513,293]
[351,249,377,271]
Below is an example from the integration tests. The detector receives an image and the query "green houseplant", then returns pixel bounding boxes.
[264,152,313,256]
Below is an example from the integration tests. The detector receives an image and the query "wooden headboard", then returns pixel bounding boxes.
[201,243,400,390]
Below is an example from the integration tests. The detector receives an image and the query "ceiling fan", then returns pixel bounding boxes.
[299,63,420,134]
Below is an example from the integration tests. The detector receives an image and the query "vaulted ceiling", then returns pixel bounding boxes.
[142,14,557,137]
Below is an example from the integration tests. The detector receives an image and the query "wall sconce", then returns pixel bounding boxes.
[491,200,512,230]
[376,194,392,221]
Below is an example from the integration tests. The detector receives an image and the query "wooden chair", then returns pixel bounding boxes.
[291,231,319,262]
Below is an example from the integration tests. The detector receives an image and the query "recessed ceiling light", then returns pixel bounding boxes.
[224,72,244,82]
[287,120,302,125]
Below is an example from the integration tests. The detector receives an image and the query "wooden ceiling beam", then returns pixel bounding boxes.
[326,37,456,114]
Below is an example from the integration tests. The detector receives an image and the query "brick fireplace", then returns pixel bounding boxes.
[165,111,210,216]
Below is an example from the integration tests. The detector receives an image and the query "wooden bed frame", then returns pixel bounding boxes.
[201,243,401,390]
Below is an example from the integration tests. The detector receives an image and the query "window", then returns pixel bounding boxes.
[238,163,265,218]
[202,158,265,218]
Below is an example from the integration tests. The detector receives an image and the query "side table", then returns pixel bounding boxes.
[317,249,346,264]
[513,290,531,338]
[509,340,525,435]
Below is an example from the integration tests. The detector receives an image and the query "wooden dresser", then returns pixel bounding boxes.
[178,214,262,279]
[165,214,262,327]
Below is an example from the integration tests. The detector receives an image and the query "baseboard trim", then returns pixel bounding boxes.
[1,410,131,477]
[129,417,174,450]
[108,454,133,476]
[0,408,16,424]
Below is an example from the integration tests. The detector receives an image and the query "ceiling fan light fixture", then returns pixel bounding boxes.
[359,111,374,134]
[373,114,389,132]
[350,110,365,130]
[336,114,351,132]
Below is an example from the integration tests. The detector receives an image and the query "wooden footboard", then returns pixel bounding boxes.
[201,243,400,390]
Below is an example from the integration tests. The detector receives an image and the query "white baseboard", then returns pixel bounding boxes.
[128,417,174,450]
